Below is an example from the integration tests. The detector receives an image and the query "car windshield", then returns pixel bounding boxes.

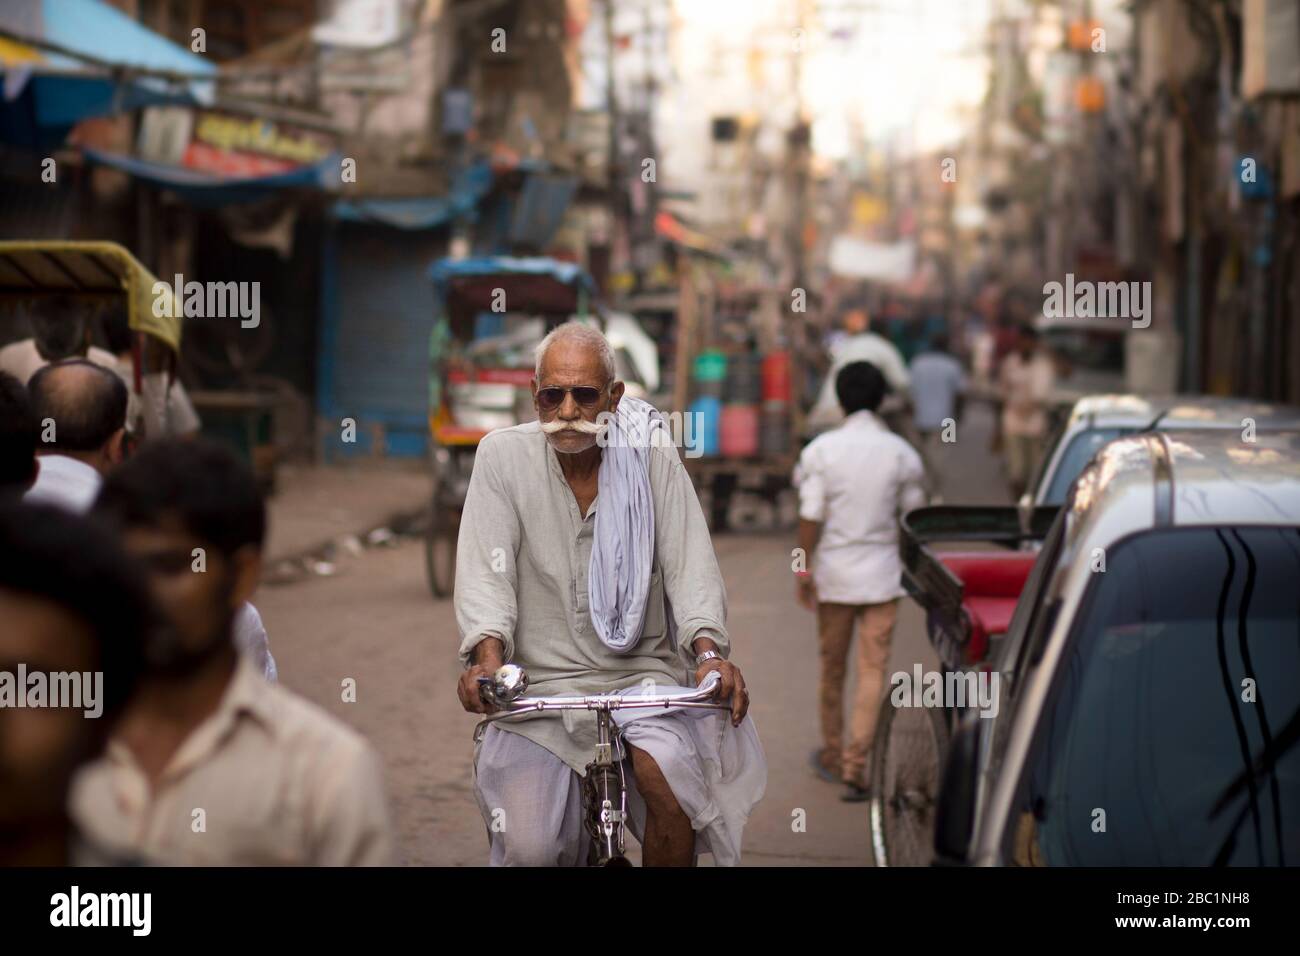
[1010,526,1300,866]
[1041,427,1130,504]
[1042,328,1125,373]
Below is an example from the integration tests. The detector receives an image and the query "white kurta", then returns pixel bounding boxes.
[794,410,927,605]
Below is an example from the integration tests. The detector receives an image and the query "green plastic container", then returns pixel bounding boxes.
[693,349,727,382]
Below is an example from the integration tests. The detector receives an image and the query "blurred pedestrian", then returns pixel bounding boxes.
[997,324,1055,499]
[807,307,911,434]
[75,439,388,864]
[0,502,154,865]
[910,333,967,502]
[794,361,926,801]
[24,360,127,512]
[0,371,37,497]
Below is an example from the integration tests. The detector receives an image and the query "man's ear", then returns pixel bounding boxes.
[609,380,625,411]
[105,428,126,466]
[228,545,263,608]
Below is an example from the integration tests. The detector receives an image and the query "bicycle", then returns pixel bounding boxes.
[473,664,730,866]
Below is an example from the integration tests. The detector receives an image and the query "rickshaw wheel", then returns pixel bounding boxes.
[423,500,459,599]
[868,698,949,867]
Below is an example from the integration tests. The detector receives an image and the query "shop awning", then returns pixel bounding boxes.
[81,146,339,206]
[0,0,215,148]
[331,161,494,230]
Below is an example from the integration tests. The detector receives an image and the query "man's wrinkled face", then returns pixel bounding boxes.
[532,339,624,455]
[120,517,246,672]
[0,589,103,834]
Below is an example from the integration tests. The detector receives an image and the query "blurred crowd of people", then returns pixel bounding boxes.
[0,322,395,866]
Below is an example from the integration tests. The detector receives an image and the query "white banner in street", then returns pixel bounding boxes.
[828,235,917,282]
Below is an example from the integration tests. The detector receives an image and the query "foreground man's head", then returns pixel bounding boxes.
[0,502,152,863]
[93,438,265,675]
[531,321,624,455]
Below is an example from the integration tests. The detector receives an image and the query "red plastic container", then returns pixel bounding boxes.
[761,351,792,403]
[720,404,760,458]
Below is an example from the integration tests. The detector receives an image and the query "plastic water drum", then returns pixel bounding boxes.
[689,396,721,456]
[760,406,789,456]
[761,350,792,403]
[720,403,760,458]
[693,350,727,382]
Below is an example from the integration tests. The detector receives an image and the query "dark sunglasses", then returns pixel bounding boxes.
[536,385,604,411]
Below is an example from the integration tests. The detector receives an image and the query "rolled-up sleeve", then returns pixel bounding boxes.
[454,435,520,667]
[649,435,729,665]
[795,444,827,522]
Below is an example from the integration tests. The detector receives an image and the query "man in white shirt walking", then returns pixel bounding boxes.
[794,361,926,801]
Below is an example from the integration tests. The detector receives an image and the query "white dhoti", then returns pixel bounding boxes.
[472,692,766,867]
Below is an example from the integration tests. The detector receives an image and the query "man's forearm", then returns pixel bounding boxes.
[797,518,821,567]
[471,636,506,667]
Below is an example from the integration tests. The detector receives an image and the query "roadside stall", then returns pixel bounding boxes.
[671,272,814,531]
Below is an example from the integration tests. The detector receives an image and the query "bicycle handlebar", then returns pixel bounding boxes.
[479,669,729,725]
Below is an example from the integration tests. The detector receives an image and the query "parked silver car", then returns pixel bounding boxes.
[1027,393,1300,509]
[939,428,1300,866]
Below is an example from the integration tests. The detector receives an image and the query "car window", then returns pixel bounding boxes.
[1005,526,1300,866]
[1042,428,1131,505]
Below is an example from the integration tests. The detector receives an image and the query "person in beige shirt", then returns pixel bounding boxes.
[73,438,394,866]
[997,324,1055,498]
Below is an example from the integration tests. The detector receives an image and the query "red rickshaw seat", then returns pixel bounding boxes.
[936,552,1037,657]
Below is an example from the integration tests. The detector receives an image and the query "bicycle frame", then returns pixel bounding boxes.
[473,669,729,865]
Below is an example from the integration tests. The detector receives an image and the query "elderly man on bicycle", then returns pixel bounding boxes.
[454,322,764,866]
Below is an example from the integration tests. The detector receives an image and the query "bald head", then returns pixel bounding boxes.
[534,321,616,384]
[28,360,128,457]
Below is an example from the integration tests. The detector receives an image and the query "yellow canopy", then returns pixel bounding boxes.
[0,240,181,352]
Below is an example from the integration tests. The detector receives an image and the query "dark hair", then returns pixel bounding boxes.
[929,333,950,353]
[0,371,36,490]
[28,359,128,453]
[835,360,888,415]
[94,437,266,559]
[101,304,133,356]
[28,295,96,362]
[0,502,153,717]
[1016,323,1039,341]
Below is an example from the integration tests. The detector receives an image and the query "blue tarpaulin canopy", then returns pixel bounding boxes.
[0,0,215,148]
[429,255,595,296]
[332,162,494,230]
[81,146,340,206]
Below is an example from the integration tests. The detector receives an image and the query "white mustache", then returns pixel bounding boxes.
[540,418,605,436]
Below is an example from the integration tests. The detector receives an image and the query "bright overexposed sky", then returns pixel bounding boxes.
[670,0,995,158]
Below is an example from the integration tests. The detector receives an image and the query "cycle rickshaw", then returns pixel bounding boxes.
[422,256,602,598]
[0,240,184,443]
[868,503,1058,866]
